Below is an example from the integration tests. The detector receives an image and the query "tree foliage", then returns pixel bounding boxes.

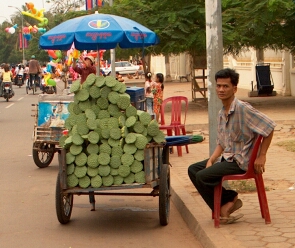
[222,0,295,54]
[1,0,295,65]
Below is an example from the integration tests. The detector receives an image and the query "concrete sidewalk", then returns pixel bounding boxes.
[157,81,295,247]
[125,78,295,247]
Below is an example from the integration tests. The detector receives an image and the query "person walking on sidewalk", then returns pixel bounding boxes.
[188,68,276,224]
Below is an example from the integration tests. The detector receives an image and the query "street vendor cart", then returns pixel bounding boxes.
[32,94,74,168]
[56,135,203,226]
[56,142,170,226]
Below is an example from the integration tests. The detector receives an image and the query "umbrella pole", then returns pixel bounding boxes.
[96,47,100,76]
[134,27,146,73]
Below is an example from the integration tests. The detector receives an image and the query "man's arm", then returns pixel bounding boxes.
[206,144,224,168]
[254,130,274,174]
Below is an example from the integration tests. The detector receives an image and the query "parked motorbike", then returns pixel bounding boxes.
[17,75,23,88]
[41,81,56,94]
[2,82,14,102]
[42,74,57,94]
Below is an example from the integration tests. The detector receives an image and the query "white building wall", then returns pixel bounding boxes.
[291,68,295,96]
[150,55,165,76]
[151,49,293,95]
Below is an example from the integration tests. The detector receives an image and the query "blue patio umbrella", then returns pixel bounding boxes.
[39,13,159,50]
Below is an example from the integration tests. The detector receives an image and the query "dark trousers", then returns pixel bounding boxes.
[29,74,39,87]
[188,159,245,211]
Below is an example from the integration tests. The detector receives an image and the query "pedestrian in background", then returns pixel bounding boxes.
[116,71,125,83]
[152,73,164,122]
[188,68,276,224]
[23,63,29,87]
[144,72,154,116]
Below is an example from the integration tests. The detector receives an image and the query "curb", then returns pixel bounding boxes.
[170,169,244,248]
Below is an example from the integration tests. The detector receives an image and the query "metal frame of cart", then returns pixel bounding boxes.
[31,94,74,168]
[56,143,171,226]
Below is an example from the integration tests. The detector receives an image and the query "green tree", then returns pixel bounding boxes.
[2,0,295,67]
[222,0,295,54]
[99,0,206,76]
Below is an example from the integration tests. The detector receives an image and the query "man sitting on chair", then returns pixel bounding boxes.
[188,68,276,224]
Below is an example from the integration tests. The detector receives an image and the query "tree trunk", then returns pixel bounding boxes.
[142,54,152,74]
[165,54,172,82]
[256,49,264,63]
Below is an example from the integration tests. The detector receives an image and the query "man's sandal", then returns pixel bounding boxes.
[220,213,244,224]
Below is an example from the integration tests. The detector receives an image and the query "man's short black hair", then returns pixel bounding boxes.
[215,68,239,86]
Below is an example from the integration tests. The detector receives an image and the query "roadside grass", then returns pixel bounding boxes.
[226,179,259,193]
[276,139,295,152]
[226,140,295,193]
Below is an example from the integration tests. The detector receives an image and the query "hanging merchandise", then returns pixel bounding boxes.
[47,50,62,63]
[22,2,49,27]
[66,44,80,66]
[22,24,46,41]
[5,24,18,34]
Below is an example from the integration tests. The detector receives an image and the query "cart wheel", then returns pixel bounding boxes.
[159,163,170,226]
[56,173,73,224]
[32,144,55,168]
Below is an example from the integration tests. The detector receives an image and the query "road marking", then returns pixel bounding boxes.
[5,103,14,108]
[17,97,24,101]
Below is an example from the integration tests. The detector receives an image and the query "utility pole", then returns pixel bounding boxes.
[205,0,223,155]
[8,5,25,64]
[109,0,116,77]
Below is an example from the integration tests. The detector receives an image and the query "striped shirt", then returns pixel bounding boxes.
[217,97,276,171]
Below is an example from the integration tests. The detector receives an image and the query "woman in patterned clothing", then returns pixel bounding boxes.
[152,73,164,122]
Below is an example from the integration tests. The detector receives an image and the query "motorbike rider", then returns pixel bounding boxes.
[16,64,24,85]
[28,55,42,89]
[0,64,15,97]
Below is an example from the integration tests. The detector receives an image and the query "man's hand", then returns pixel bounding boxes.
[254,155,266,174]
[206,160,213,168]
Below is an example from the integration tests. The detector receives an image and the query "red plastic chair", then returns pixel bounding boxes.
[159,96,189,156]
[213,135,271,228]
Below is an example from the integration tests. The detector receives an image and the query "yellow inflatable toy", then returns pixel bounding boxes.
[22,2,48,27]
[67,49,80,66]
[44,73,51,85]
[44,73,56,87]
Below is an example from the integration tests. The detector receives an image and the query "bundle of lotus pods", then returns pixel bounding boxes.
[59,75,166,189]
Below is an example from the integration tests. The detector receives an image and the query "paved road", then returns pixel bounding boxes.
[0,84,203,248]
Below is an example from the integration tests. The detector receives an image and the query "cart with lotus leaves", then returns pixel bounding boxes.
[55,135,204,226]
[56,142,171,226]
